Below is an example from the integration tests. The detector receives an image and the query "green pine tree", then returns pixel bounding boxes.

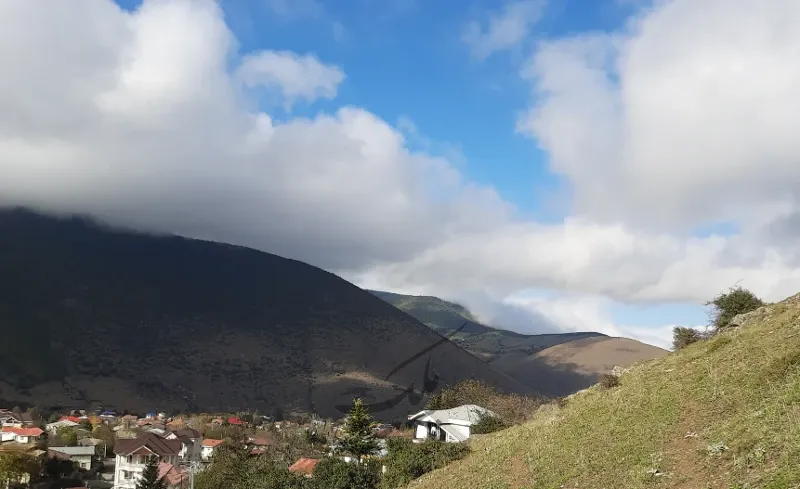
[136,458,167,489]
[338,398,378,462]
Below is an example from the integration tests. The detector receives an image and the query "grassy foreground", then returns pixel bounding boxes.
[410,294,800,489]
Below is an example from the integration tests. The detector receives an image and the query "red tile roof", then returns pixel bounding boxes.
[288,458,319,477]
[114,433,182,456]
[227,417,244,425]
[2,427,44,437]
[61,416,82,424]
[247,436,277,446]
[157,462,189,486]
[202,439,224,448]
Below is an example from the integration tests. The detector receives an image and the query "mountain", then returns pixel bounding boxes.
[369,290,606,358]
[411,295,800,489]
[489,336,669,396]
[0,209,528,420]
[370,291,665,396]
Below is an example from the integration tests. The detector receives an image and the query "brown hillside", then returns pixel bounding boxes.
[490,336,668,396]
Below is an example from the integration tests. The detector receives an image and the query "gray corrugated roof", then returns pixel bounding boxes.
[410,404,495,425]
[49,446,96,456]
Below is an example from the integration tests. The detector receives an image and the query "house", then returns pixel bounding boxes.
[46,419,80,434]
[288,458,319,478]
[156,462,190,489]
[113,433,182,489]
[166,429,202,461]
[201,439,223,460]
[17,413,35,426]
[165,417,185,431]
[48,446,96,470]
[0,412,23,428]
[227,416,245,426]
[121,415,138,427]
[407,404,495,443]
[1,427,45,444]
[246,435,276,449]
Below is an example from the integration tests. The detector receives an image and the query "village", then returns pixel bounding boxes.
[0,400,495,489]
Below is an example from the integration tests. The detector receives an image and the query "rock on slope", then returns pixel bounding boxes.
[410,294,800,489]
[0,209,527,420]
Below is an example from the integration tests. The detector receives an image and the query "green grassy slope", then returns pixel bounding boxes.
[411,294,800,489]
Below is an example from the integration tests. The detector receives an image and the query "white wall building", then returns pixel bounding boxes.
[48,446,96,470]
[407,404,495,443]
[113,433,181,489]
[200,439,223,460]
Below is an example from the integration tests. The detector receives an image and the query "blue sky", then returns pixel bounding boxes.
[207,0,641,221]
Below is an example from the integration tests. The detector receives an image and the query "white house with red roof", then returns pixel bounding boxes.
[200,439,224,460]
[1,426,45,444]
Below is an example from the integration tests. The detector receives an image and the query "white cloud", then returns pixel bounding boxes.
[3,0,800,350]
[462,0,545,60]
[236,51,345,109]
[519,0,800,232]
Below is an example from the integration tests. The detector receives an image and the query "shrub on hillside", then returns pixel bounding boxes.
[471,414,509,434]
[311,458,380,489]
[673,327,703,350]
[194,446,308,489]
[707,286,764,330]
[379,438,468,489]
[599,374,620,389]
[425,379,542,425]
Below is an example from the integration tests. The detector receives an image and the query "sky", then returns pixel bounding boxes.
[3,0,800,349]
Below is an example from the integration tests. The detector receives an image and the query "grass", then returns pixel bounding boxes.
[410,295,800,489]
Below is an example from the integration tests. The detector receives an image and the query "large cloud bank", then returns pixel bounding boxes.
[2,0,800,348]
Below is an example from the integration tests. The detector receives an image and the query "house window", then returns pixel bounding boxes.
[126,455,133,464]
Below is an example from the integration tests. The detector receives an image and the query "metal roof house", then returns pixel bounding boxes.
[407,404,495,443]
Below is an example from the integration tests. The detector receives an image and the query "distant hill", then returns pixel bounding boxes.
[490,336,668,396]
[371,291,665,396]
[411,295,800,489]
[0,209,528,420]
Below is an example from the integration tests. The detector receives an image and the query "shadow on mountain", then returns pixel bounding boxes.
[502,357,602,398]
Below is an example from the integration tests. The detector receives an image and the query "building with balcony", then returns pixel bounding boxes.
[112,433,181,489]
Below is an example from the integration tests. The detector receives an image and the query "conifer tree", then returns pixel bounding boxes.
[338,398,378,462]
[136,457,167,489]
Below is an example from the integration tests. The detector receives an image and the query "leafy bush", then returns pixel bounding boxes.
[471,414,509,434]
[707,286,764,330]
[599,374,620,389]
[194,446,308,489]
[311,458,380,489]
[673,326,703,350]
[426,379,541,425]
[380,438,468,488]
